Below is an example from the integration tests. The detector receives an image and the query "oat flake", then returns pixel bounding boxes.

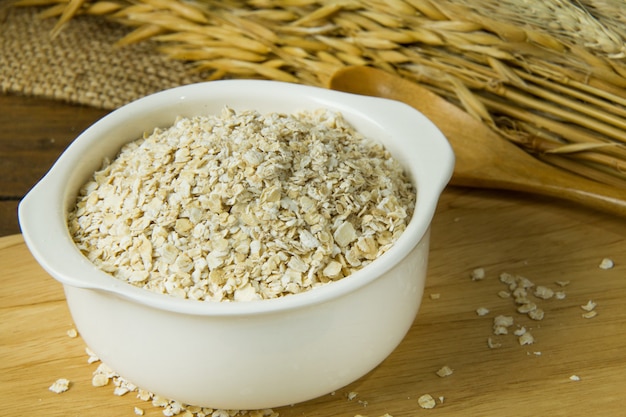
[68,108,416,302]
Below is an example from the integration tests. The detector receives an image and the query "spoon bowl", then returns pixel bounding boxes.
[329,66,626,217]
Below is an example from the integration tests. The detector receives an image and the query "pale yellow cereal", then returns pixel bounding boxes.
[581,300,597,311]
[476,307,490,316]
[599,258,614,269]
[487,337,502,349]
[436,365,454,377]
[49,378,70,394]
[582,310,598,319]
[471,267,485,281]
[92,373,109,387]
[418,393,437,409]
[69,108,415,302]
[533,285,554,299]
[518,332,535,346]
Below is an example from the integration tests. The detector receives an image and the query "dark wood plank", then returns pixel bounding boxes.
[0,94,109,236]
[0,200,19,237]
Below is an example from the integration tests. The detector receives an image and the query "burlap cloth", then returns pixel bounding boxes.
[0,7,207,110]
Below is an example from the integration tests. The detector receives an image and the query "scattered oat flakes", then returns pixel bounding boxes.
[513,326,527,336]
[347,391,359,401]
[517,276,535,289]
[533,286,554,300]
[66,328,78,338]
[497,290,511,298]
[528,308,545,321]
[471,267,485,281]
[493,315,514,335]
[438,396,445,404]
[581,300,597,311]
[494,315,514,327]
[532,351,542,356]
[555,291,566,300]
[418,394,437,409]
[134,407,145,416]
[476,307,490,316]
[430,293,441,300]
[599,258,614,270]
[518,332,535,346]
[499,272,516,287]
[582,310,598,319]
[555,280,570,287]
[49,378,70,394]
[137,389,152,402]
[493,326,508,335]
[114,386,130,396]
[517,302,537,314]
[487,337,502,349]
[436,365,454,377]
[92,373,109,387]
[512,287,528,302]
[569,375,581,381]
[86,346,100,364]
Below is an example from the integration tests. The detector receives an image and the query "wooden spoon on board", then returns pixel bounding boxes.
[329,66,626,217]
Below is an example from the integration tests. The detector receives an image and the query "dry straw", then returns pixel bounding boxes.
[11,0,626,187]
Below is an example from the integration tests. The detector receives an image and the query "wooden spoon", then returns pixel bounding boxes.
[329,66,626,217]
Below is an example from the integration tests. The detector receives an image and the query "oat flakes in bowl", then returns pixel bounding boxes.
[68,107,416,302]
[18,80,454,410]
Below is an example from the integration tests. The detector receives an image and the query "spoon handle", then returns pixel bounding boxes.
[450,148,626,217]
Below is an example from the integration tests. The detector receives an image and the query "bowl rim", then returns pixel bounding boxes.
[19,79,454,316]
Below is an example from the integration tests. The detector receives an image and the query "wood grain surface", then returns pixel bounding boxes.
[2,184,625,417]
[0,94,109,236]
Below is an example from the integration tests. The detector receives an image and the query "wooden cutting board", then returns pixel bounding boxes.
[2,186,626,417]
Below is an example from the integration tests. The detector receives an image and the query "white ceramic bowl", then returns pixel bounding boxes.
[19,80,454,410]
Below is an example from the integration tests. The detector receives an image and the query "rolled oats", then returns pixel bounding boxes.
[92,373,109,387]
[518,332,535,346]
[49,378,70,394]
[581,300,597,311]
[582,310,598,319]
[417,394,436,409]
[599,258,614,269]
[476,307,490,316]
[487,337,502,349]
[68,108,416,302]
[527,308,545,321]
[533,286,554,300]
[513,326,526,336]
[554,291,566,300]
[470,267,485,281]
[436,365,454,377]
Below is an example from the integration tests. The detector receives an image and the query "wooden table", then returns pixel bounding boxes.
[1,93,626,416]
[0,94,109,236]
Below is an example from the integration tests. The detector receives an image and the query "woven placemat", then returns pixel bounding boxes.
[0,7,206,110]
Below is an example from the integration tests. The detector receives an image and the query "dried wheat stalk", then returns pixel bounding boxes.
[11,0,626,187]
